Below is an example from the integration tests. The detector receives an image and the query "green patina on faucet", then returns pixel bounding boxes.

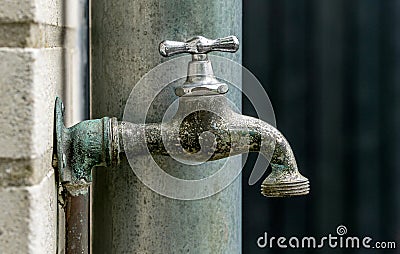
[54,35,310,197]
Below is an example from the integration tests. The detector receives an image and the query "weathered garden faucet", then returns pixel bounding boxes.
[54,35,310,197]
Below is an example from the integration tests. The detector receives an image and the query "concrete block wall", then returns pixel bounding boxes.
[0,1,65,253]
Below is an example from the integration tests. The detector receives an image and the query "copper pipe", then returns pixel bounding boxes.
[65,188,89,254]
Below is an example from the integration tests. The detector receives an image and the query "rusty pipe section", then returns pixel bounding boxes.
[64,189,89,254]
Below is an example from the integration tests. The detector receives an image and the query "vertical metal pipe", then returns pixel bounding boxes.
[63,0,90,253]
[65,189,89,254]
[91,1,242,253]
[65,0,90,126]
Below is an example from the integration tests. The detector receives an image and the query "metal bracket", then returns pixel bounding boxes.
[54,97,119,194]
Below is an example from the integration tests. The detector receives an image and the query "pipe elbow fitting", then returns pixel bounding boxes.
[54,98,120,193]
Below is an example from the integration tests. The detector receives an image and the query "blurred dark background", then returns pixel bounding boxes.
[242,1,400,253]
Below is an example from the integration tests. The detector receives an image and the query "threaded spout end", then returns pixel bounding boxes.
[261,179,310,197]
[261,164,310,197]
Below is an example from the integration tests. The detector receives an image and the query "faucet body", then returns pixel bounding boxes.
[55,35,309,197]
[120,94,309,197]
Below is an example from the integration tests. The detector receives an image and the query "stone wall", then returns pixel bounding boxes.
[0,1,65,253]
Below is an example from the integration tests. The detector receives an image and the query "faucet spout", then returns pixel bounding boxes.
[228,114,310,197]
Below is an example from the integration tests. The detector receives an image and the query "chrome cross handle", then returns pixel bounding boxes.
[159,35,240,97]
[159,35,239,57]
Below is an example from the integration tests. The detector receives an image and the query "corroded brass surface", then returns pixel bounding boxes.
[120,95,310,197]
[54,97,119,194]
